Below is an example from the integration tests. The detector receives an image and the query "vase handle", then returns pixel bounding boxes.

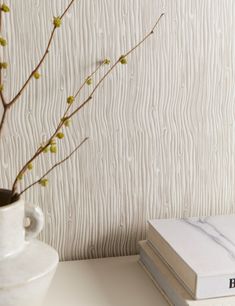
[24,204,44,240]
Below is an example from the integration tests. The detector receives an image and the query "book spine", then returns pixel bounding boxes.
[138,260,174,306]
[196,275,235,300]
[140,248,189,306]
[147,227,196,296]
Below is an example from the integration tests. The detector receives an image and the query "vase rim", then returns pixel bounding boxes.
[0,188,21,209]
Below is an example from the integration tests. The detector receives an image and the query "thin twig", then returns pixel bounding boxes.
[64,60,106,119]
[125,13,164,58]
[60,0,76,19]
[8,0,77,108]
[0,106,7,137]
[0,92,7,106]
[19,137,88,196]
[7,28,56,107]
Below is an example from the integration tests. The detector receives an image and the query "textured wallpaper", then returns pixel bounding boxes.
[0,0,235,260]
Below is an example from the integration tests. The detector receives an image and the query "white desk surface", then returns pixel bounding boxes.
[43,255,168,306]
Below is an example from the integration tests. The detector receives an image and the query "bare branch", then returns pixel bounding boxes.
[60,0,76,19]
[125,13,164,58]
[19,137,88,196]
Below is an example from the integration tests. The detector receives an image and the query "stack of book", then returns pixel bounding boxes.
[139,215,235,305]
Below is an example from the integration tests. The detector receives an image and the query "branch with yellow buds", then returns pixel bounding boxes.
[1,3,10,13]
[8,0,76,107]
[0,5,8,130]
[64,13,165,121]
[0,0,77,138]
[11,59,110,194]
[18,137,88,196]
[11,13,164,196]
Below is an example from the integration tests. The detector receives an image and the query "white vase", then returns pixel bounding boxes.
[0,189,59,306]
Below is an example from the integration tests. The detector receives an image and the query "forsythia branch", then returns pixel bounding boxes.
[0,6,8,137]
[11,60,108,194]
[11,12,164,196]
[67,13,165,120]
[8,0,77,107]
[0,0,77,139]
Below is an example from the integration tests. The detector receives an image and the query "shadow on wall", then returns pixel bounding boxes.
[62,222,146,261]
[73,224,148,260]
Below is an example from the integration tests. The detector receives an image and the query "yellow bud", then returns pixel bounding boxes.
[0,37,7,47]
[56,132,64,139]
[39,178,48,187]
[119,55,127,64]
[33,71,40,79]
[17,173,23,180]
[67,96,75,105]
[61,117,71,127]
[43,146,49,153]
[49,139,56,145]
[1,4,10,12]
[0,84,4,92]
[86,77,92,85]
[53,16,62,28]
[0,62,7,69]
[50,145,57,153]
[27,163,33,170]
[104,58,111,65]
[64,119,71,127]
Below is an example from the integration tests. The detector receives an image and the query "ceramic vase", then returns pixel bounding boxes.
[0,188,59,306]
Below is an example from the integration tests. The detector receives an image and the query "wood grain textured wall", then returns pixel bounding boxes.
[0,0,235,260]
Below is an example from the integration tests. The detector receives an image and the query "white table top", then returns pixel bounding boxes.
[43,255,168,306]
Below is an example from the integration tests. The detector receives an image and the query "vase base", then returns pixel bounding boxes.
[0,239,59,306]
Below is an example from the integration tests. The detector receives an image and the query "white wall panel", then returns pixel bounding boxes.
[0,0,234,260]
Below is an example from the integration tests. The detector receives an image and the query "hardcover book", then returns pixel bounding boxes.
[147,215,235,299]
[139,240,235,306]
